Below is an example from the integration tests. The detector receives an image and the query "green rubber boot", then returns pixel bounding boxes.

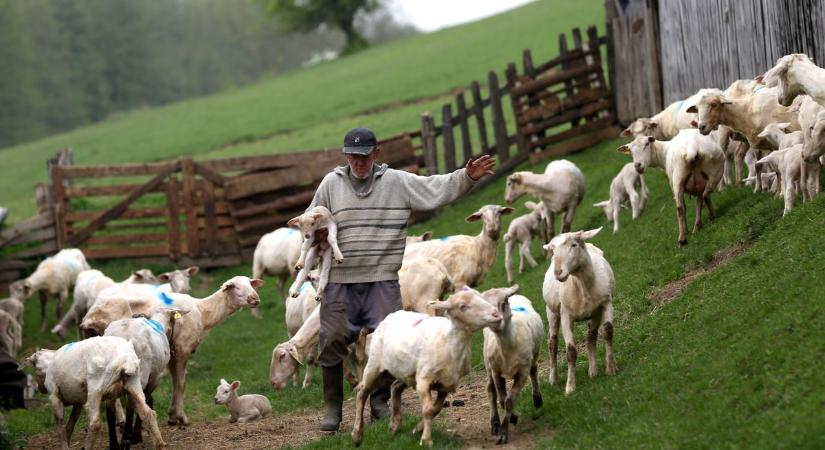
[320,363,343,432]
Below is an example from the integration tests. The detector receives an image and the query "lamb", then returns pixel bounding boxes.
[503,201,546,284]
[592,162,649,234]
[762,53,825,107]
[399,257,454,314]
[619,130,725,245]
[103,308,183,448]
[284,278,320,388]
[481,285,544,444]
[9,248,90,331]
[755,145,814,215]
[156,266,199,294]
[51,268,159,339]
[351,289,503,447]
[252,227,303,294]
[403,205,514,288]
[287,206,344,302]
[21,337,167,450]
[0,310,22,358]
[405,231,433,245]
[504,160,585,241]
[0,297,24,325]
[214,379,272,423]
[542,227,615,395]
[80,276,264,426]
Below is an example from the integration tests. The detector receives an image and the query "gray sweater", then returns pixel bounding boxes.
[309,163,475,283]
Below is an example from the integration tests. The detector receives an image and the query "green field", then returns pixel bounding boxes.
[5,0,825,448]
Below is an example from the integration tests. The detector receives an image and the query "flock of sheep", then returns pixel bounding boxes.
[3,52,825,449]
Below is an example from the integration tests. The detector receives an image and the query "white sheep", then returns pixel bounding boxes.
[756,145,810,215]
[542,227,615,395]
[22,337,167,450]
[284,279,320,388]
[399,257,453,314]
[252,227,303,294]
[621,88,724,140]
[502,201,545,284]
[762,53,825,107]
[592,162,649,234]
[213,378,272,423]
[405,231,433,245]
[481,285,544,444]
[403,205,513,288]
[9,248,90,331]
[0,310,22,358]
[80,276,264,426]
[51,268,159,339]
[504,160,585,241]
[0,297,24,325]
[619,130,725,245]
[351,289,503,447]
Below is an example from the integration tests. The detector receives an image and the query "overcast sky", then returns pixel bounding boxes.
[388,0,535,32]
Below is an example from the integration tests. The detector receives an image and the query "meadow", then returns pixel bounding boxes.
[4,0,825,448]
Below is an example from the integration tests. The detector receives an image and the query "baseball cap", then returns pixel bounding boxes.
[342,127,377,155]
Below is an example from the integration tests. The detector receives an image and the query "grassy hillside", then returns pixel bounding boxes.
[0,0,604,221]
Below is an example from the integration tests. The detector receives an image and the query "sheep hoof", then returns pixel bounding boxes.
[497,432,508,445]
[678,239,688,247]
[509,413,518,425]
[314,295,322,302]
[336,258,344,264]
[533,394,543,408]
[490,417,500,435]
[295,264,303,271]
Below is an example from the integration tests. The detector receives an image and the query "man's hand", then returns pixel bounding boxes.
[465,155,496,181]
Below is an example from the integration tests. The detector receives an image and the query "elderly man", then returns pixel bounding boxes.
[308,127,495,431]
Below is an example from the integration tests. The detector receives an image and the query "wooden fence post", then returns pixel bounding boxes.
[456,92,473,165]
[50,166,67,249]
[488,70,510,163]
[441,103,457,172]
[421,113,439,175]
[181,157,200,257]
[505,63,528,155]
[471,81,490,154]
[166,176,181,261]
[559,33,580,127]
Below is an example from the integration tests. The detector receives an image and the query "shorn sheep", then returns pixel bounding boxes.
[252,227,303,294]
[351,289,503,447]
[542,227,616,395]
[398,257,453,314]
[762,53,825,107]
[284,278,320,388]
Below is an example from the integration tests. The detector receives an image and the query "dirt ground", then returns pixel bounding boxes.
[26,366,555,450]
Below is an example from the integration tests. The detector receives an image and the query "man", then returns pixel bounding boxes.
[308,127,495,431]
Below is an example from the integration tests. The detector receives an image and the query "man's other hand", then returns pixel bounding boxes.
[465,155,496,181]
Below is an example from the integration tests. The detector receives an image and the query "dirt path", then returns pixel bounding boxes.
[27,366,553,449]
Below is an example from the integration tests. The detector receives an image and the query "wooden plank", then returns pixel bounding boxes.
[166,176,181,260]
[14,241,58,259]
[510,63,602,98]
[0,260,31,271]
[558,33,577,129]
[231,189,316,219]
[527,115,616,150]
[516,86,610,125]
[488,70,510,163]
[421,112,439,175]
[224,164,325,201]
[201,181,219,256]
[521,98,612,135]
[86,233,168,246]
[441,103,457,172]
[505,63,529,155]
[194,162,227,187]
[529,126,622,163]
[0,212,54,247]
[455,92,473,165]
[83,245,168,259]
[60,161,179,178]
[66,208,167,222]
[65,183,169,198]
[103,221,168,231]
[181,157,200,257]
[68,162,179,247]
[235,211,300,234]
[195,216,235,229]
[51,166,68,248]
[0,227,56,248]
[534,46,601,74]
[470,81,490,153]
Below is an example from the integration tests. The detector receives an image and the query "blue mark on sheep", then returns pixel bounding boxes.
[299,282,312,294]
[61,342,76,351]
[143,318,165,334]
[438,236,452,241]
[511,306,528,313]
[158,292,175,306]
[672,100,685,120]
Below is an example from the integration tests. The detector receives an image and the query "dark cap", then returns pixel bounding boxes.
[342,127,377,155]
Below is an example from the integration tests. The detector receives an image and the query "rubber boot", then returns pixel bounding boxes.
[369,386,391,422]
[320,363,343,432]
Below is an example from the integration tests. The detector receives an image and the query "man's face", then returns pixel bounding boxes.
[346,148,380,179]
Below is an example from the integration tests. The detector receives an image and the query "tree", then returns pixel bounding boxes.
[258,0,378,55]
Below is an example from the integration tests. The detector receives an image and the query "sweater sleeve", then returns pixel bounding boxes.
[401,168,476,211]
[307,173,332,212]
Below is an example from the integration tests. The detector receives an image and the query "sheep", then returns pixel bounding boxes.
[51,268,159,339]
[213,379,272,423]
[802,110,825,165]
[399,257,454,314]
[504,160,585,242]
[21,337,167,450]
[481,285,544,444]
[687,87,801,192]
[103,308,183,448]
[252,227,303,294]
[592,162,649,234]
[351,289,503,447]
[80,276,264,426]
[403,205,514,288]
[619,130,725,246]
[405,231,433,245]
[621,88,724,140]
[542,227,615,395]
[762,53,825,107]
[284,278,320,388]
[0,297,24,325]
[503,201,546,284]
[156,266,198,294]
[287,206,344,302]
[0,310,22,358]
[755,145,813,215]
[9,248,90,331]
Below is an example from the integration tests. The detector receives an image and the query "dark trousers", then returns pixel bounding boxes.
[318,280,402,367]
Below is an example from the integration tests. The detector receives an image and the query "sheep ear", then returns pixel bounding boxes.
[686,105,698,113]
[620,127,633,137]
[287,217,300,228]
[720,97,733,105]
[158,273,171,283]
[230,380,240,390]
[221,378,228,385]
[524,201,538,210]
[465,212,482,223]
[222,282,235,292]
[648,121,658,129]
[499,207,515,215]
[647,136,655,143]
[132,271,145,281]
[542,243,554,257]
[754,75,764,83]
[311,211,325,220]
[580,227,603,241]
[777,122,791,130]
[428,299,451,311]
[421,231,433,241]
[287,345,303,366]
[250,278,264,289]
[617,145,631,154]
[507,284,519,296]
[185,266,199,277]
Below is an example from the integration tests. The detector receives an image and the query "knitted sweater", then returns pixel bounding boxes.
[308,163,475,283]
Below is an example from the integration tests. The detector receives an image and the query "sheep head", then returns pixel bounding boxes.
[270,342,301,390]
[480,285,519,326]
[543,227,602,282]
[686,94,731,135]
[465,204,514,241]
[617,135,655,174]
[158,266,199,294]
[428,289,503,332]
[621,117,659,139]
[221,276,264,309]
[763,54,812,106]
[214,378,239,404]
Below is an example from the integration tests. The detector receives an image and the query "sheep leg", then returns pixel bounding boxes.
[289,246,319,298]
[560,311,577,395]
[83,394,102,450]
[352,363,380,446]
[545,212,556,243]
[692,195,703,233]
[704,192,716,220]
[326,222,344,263]
[783,172,795,216]
[167,355,189,426]
[486,372,501,435]
[629,190,640,220]
[238,412,261,423]
[521,239,538,269]
[56,289,68,324]
[315,247,333,302]
[65,404,82,444]
[106,402,122,450]
[561,206,575,234]
[611,198,621,233]
[639,175,649,210]
[295,236,315,271]
[415,382,445,447]
[498,372,527,445]
[38,291,48,332]
[301,360,314,389]
[114,398,125,425]
[504,238,515,284]
[800,165,809,202]
[49,391,69,450]
[546,306,560,385]
[389,380,406,436]
[126,378,166,450]
[674,185,688,246]
[530,363,542,408]
[603,303,617,375]
[131,394,150,444]
[587,315,602,378]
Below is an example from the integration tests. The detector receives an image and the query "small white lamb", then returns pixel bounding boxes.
[593,162,649,233]
[214,378,272,423]
[287,206,344,301]
[503,201,546,284]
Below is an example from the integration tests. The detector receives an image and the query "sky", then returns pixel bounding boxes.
[388,0,535,32]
